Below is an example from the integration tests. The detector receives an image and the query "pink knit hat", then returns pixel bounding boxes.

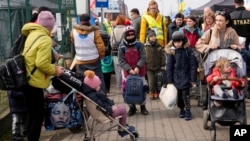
[37,11,55,32]
[84,70,101,89]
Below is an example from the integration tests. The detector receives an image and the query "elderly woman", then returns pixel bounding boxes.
[196,10,240,54]
[201,11,215,32]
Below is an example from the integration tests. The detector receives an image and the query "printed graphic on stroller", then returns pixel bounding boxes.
[51,70,140,141]
[202,49,247,141]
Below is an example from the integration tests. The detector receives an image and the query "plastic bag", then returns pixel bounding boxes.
[159,84,177,109]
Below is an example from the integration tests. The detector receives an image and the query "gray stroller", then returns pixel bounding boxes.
[202,49,247,141]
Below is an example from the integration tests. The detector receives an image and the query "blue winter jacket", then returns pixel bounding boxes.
[166,46,197,89]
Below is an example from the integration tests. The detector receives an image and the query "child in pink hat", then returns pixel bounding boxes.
[83,70,137,137]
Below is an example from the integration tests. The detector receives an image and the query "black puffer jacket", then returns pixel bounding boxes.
[165,42,197,89]
[7,90,27,113]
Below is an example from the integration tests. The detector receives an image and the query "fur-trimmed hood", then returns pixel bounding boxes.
[164,40,190,55]
[73,24,99,35]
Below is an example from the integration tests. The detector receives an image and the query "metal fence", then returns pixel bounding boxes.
[0,0,77,118]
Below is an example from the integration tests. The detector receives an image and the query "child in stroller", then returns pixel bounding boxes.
[83,70,137,137]
[206,57,246,104]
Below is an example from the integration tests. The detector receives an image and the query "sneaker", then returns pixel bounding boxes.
[127,105,137,116]
[12,134,24,141]
[154,93,159,99]
[140,105,148,115]
[149,93,155,100]
[118,125,135,137]
[179,109,185,118]
[185,110,192,120]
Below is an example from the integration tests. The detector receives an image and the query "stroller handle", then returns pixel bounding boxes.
[209,77,242,86]
[207,46,233,52]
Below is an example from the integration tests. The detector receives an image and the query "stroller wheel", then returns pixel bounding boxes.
[210,129,216,141]
[203,110,209,130]
[83,137,90,141]
[242,116,247,125]
[130,130,139,141]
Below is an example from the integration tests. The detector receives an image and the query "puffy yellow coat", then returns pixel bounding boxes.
[140,12,167,47]
[21,23,56,88]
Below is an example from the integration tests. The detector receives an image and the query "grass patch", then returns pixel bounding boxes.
[0,90,8,116]
[0,127,11,141]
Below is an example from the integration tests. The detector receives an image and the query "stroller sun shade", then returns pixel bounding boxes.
[204,49,246,77]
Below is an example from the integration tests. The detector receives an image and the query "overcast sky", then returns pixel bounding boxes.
[124,0,210,16]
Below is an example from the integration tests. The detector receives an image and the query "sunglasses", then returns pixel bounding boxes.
[215,10,227,16]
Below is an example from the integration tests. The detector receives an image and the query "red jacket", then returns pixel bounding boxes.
[206,68,242,91]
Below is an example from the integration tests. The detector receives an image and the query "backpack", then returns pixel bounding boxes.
[111,30,124,56]
[123,75,146,104]
[0,35,43,90]
[155,69,167,92]
[9,34,27,58]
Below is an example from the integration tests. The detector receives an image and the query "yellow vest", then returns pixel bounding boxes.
[143,14,164,40]
[103,21,112,35]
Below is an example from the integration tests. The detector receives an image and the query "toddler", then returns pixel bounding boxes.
[206,57,245,99]
[83,70,136,137]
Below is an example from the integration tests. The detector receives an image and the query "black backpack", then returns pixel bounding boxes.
[9,34,27,58]
[0,34,43,90]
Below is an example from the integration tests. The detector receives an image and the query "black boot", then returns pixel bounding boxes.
[12,134,24,141]
[140,105,148,115]
[127,104,137,116]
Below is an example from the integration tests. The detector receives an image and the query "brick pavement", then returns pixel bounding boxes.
[40,75,250,141]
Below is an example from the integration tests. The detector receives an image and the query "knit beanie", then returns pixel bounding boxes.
[37,11,55,32]
[147,29,156,39]
[84,70,101,89]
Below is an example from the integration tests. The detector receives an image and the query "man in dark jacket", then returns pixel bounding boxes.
[230,0,250,49]
[130,8,141,40]
[230,0,250,99]
[167,13,185,42]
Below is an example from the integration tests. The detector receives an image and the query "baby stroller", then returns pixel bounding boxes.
[51,70,140,141]
[202,49,247,141]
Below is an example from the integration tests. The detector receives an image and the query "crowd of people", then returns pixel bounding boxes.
[6,0,250,141]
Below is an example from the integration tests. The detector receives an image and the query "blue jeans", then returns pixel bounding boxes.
[77,59,106,92]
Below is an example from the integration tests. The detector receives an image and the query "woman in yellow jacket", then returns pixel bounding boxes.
[21,11,64,141]
[140,0,167,47]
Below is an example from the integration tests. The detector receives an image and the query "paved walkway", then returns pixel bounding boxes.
[40,75,250,141]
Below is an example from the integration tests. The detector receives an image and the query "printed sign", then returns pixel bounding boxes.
[96,0,109,8]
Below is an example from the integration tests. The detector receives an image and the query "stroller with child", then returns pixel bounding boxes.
[202,49,247,141]
[46,69,139,141]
